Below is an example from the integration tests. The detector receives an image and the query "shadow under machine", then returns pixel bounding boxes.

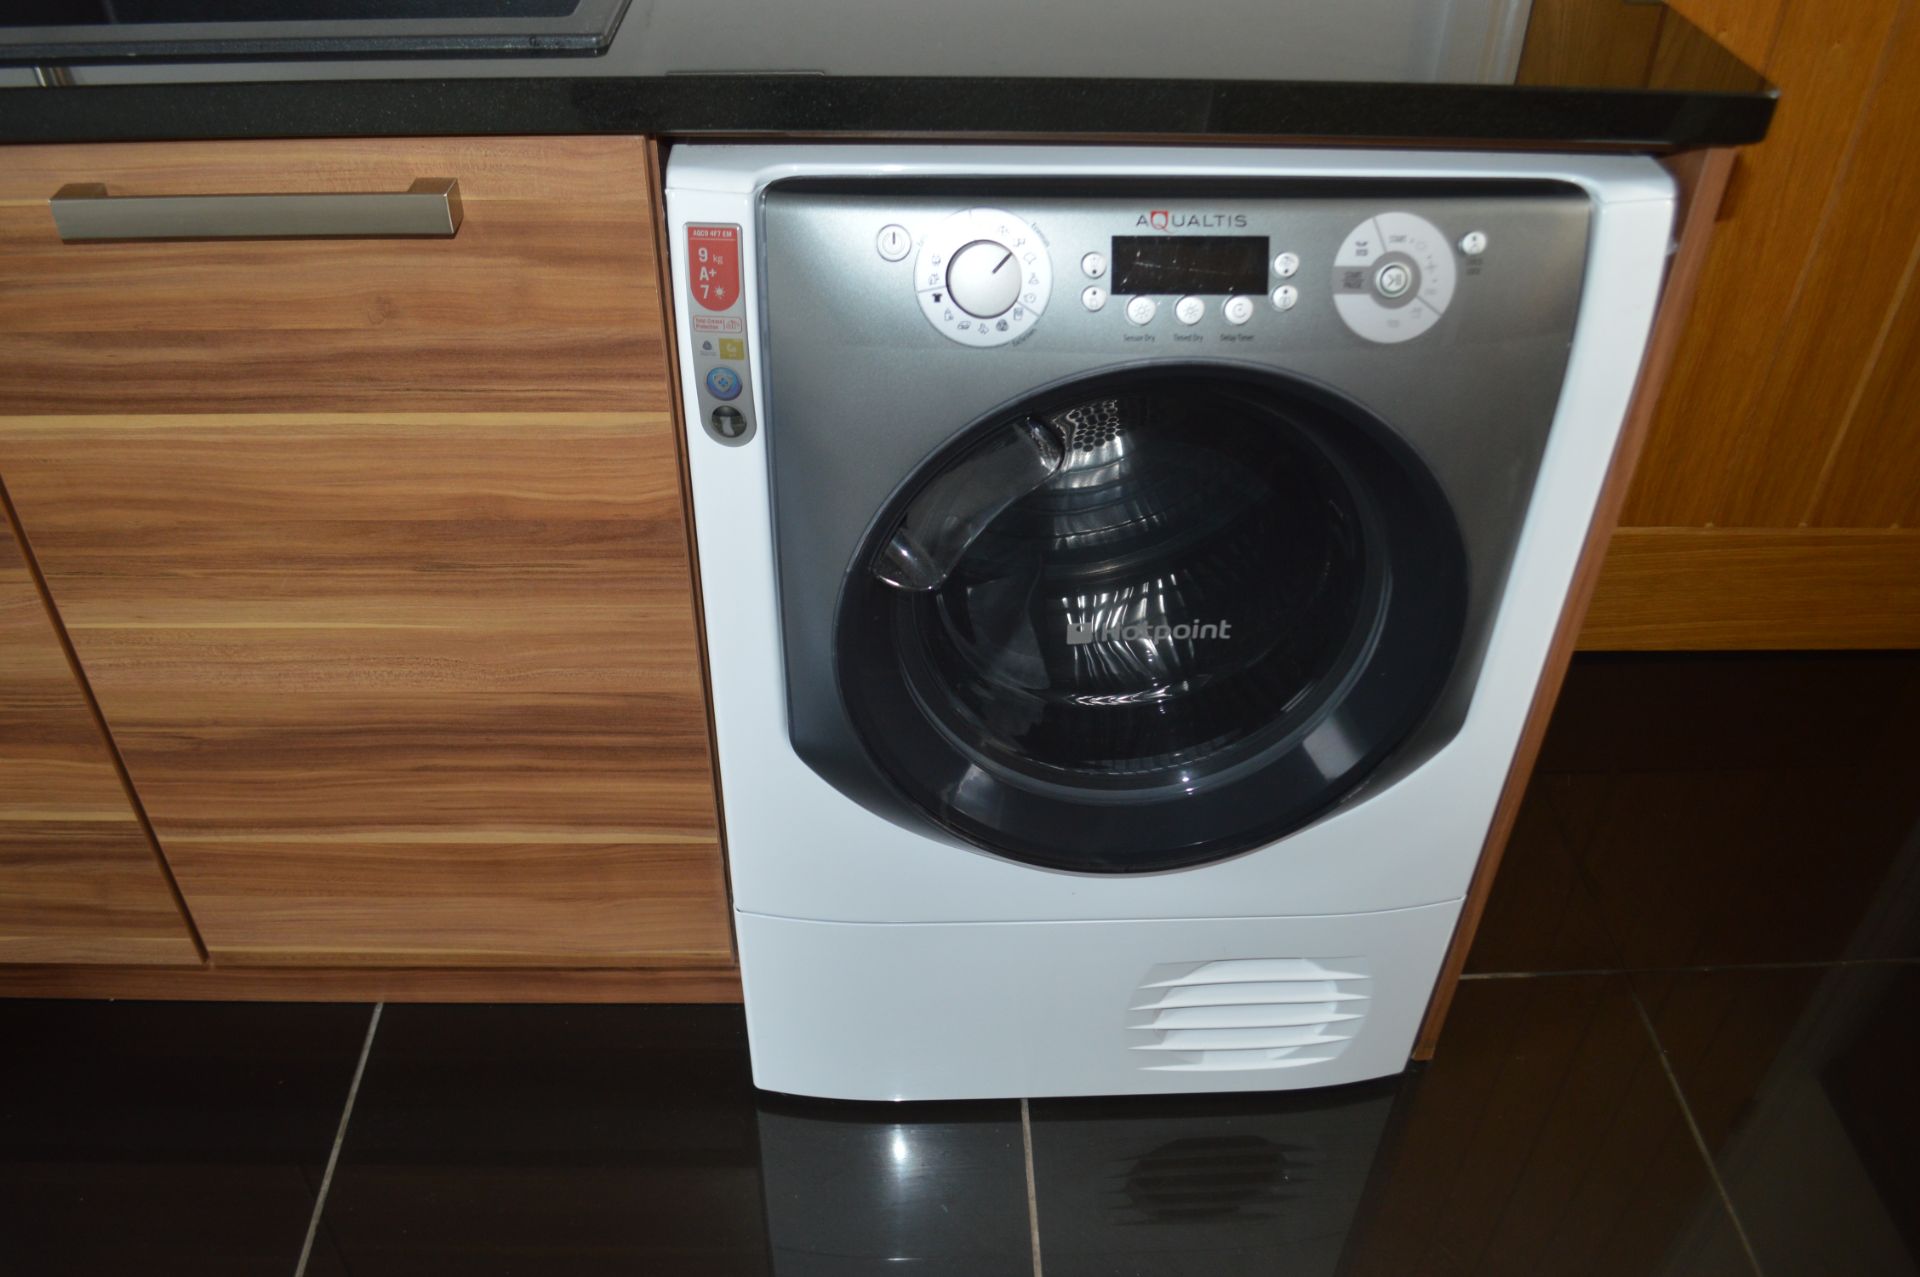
[666,144,1673,1100]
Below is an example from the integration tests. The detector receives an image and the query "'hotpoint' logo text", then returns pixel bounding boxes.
[1139,210,1250,231]
[1066,618,1234,646]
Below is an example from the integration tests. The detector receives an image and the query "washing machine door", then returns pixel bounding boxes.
[837,365,1467,873]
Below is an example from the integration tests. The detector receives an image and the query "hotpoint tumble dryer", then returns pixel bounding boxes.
[665,145,1673,1101]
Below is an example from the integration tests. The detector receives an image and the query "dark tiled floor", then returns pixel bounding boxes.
[2,653,1916,1275]
[1471,652,1920,972]
[1028,1083,1401,1275]
[1636,965,1920,1277]
[308,1004,769,1277]
[757,1095,1030,1275]
[0,1001,371,1277]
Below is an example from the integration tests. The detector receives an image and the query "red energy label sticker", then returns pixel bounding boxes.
[688,224,741,312]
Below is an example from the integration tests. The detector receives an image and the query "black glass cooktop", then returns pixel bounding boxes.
[1,0,626,60]
[3,0,1764,94]
[6,2,585,15]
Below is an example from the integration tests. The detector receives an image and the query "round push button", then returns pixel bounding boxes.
[705,366,743,401]
[1376,263,1413,298]
[1459,230,1488,256]
[1081,285,1108,312]
[1223,295,1255,325]
[1270,285,1299,311]
[1081,251,1107,279]
[1174,296,1205,325]
[1273,251,1300,278]
[876,224,912,262]
[1125,296,1158,325]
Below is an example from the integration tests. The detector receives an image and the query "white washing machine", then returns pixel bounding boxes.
[665,144,1672,1100]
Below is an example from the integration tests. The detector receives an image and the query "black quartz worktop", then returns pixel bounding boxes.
[0,1,1775,149]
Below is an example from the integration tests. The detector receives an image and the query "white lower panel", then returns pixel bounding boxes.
[736,900,1462,1100]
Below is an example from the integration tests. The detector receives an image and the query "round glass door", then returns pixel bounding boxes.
[838,366,1466,873]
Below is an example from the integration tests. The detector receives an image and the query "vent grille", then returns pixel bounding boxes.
[1128,958,1370,1073]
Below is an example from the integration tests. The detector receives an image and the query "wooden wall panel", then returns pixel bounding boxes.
[1621,0,1904,528]
[1807,266,1920,527]
[1515,0,1665,86]
[0,501,198,964]
[1584,528,1920,648]
[1718,6,1920,525]
[0,138,732,970]
[1666,0,1788,67]
[1648,5,1781,92]
[1513,0,1775,92]
[1576,0,1920,648]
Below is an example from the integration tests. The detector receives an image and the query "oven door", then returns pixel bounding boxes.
[836,365,1468,873]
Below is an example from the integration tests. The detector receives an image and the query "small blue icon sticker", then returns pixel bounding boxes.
[705,366,743,401]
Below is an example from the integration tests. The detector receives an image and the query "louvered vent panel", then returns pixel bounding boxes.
[1129,957,1370,1072]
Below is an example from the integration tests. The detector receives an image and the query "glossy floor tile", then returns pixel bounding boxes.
[1536,652,1920,777]
[307,1004,771,1277]
[1472,652,1920,972]
[1464,777,1622,973]
[1637,964,1920,1277]
[0,977,1896,1276]
[1570,755,1920,967]
[0,1000,370,1277]
[1319,975,1755,1277]
[1028,1081,1399,1276]
[757,1095,1030,1275]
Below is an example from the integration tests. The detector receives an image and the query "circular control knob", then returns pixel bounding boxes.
[946,240,1025,318]
[1376,263,1413,297]
[915,208,1052,348]
[1332,211,1456,344]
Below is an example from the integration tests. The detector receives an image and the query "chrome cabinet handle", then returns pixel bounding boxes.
[49,178,463,242]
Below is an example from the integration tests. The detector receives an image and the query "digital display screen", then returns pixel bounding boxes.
[1111,236,1270,295]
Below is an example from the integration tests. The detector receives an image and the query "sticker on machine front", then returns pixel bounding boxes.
[688,224,742,311]
[685,223,756,446]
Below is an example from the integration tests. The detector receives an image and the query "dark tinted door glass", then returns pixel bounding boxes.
[840,368,1465,872]
[921,387,1368,789]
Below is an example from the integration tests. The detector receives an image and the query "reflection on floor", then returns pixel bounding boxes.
[2,653,1916,1276]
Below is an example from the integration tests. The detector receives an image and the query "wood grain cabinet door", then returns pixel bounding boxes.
[0,514,199,964]
[0,138,732,968]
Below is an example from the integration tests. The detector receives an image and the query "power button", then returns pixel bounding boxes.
[705,366,743,402]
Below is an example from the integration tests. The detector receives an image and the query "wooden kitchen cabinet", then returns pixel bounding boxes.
[0,138,733,972]
[0,509,198,964]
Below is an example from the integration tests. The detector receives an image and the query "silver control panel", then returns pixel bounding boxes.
[831,194,1506,351]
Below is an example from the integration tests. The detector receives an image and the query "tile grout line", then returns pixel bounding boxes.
[293,1002,383,1277]
[1020,1097,1044,1277]
[1628,988,1767,1277]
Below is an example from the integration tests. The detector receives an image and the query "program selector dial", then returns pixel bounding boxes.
[946,240,1026,318]
[915,208,1052,347]
[1331,211,1457,344]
